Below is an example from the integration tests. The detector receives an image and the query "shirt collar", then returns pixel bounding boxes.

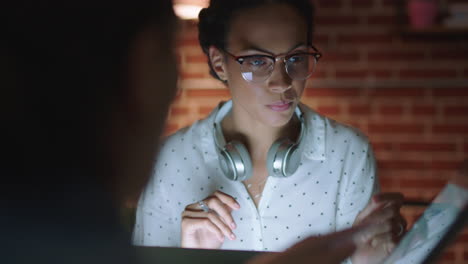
[298,102,326,161]
[199,103,223,164]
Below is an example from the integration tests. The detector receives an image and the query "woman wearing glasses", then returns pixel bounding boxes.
[133,0,405,262]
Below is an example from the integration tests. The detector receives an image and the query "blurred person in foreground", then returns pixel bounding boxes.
[2,1,399,264]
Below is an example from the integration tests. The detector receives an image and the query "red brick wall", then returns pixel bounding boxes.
[168,0,468,262]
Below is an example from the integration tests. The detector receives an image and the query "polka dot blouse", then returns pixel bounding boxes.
[132,102,379,252]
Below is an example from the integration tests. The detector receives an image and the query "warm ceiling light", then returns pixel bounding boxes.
[173,0,209,20]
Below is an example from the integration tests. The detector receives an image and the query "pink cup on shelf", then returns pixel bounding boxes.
[408,0,438,29]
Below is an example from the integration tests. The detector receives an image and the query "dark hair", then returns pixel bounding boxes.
[198,0,315,82]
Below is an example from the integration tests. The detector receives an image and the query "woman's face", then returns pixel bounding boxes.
[222,3,309,128]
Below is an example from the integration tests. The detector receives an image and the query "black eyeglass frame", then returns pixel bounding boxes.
[222,45,323,82]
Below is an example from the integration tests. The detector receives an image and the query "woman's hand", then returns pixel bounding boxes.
[351,192,407,264]
[181,190,240,249]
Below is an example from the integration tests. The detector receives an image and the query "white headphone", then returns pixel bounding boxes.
[213,100,305,181]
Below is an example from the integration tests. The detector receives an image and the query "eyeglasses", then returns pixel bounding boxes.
[222,46,322,83]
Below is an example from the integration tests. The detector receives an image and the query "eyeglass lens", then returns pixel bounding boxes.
[240,54,317,83]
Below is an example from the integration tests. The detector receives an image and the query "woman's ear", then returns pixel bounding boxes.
[208,46,227,81]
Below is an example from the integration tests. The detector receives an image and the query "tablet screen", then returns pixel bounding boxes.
[381,183,468,264]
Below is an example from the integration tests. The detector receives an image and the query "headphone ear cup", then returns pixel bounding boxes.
[231,141,253,181]
[219,147,236,181]
[267,139,300,178]
[266,140,283,177]
[219,141,252,181]
[283,145,300,176]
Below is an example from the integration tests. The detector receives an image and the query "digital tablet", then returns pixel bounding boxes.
[381,183,468,264]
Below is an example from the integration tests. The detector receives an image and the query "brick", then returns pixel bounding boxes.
[199,106,215,115]
[455,233,468,243]
[304,88,361,97]
[411,213,424,223]
[317,106,341,115]
[368,51,425,62]
[400,143,456,152]
[349,104,371,115]
[465,143,468,153]
[370,70,392,79]
[372,142,394,151]
[164,123,178,136]
[180,72,205,80]
[443,106,468,116]
[317,0,342,8]
[170,107,189,116]
[335,70,368,78]
[382,0,395,6]
[172,90,183,102]
[316,16,359,26]
[367,15,396,25]
[312,70,327,79]
[186,89,230,97]
[399,178,446,188]
[379,177,394,187]
[379,106,403,115]
[400,69,458,79]
[177,37,199,47]
[441,251,455,261]
[378,160,426,170]
[323,51,359,62]
[368,123,425,134]
[314,34,330,44]
[176,54,182,66]
[433,88,468,97]
[350,0,373,8]
[369,88,425,97]
[347,122,364,130]
[431,50,468,60]
[433,125,468,134]
[337,33,393,44]
[186,55,207,63]
[431,161,461,170]
[412,105,436,116]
